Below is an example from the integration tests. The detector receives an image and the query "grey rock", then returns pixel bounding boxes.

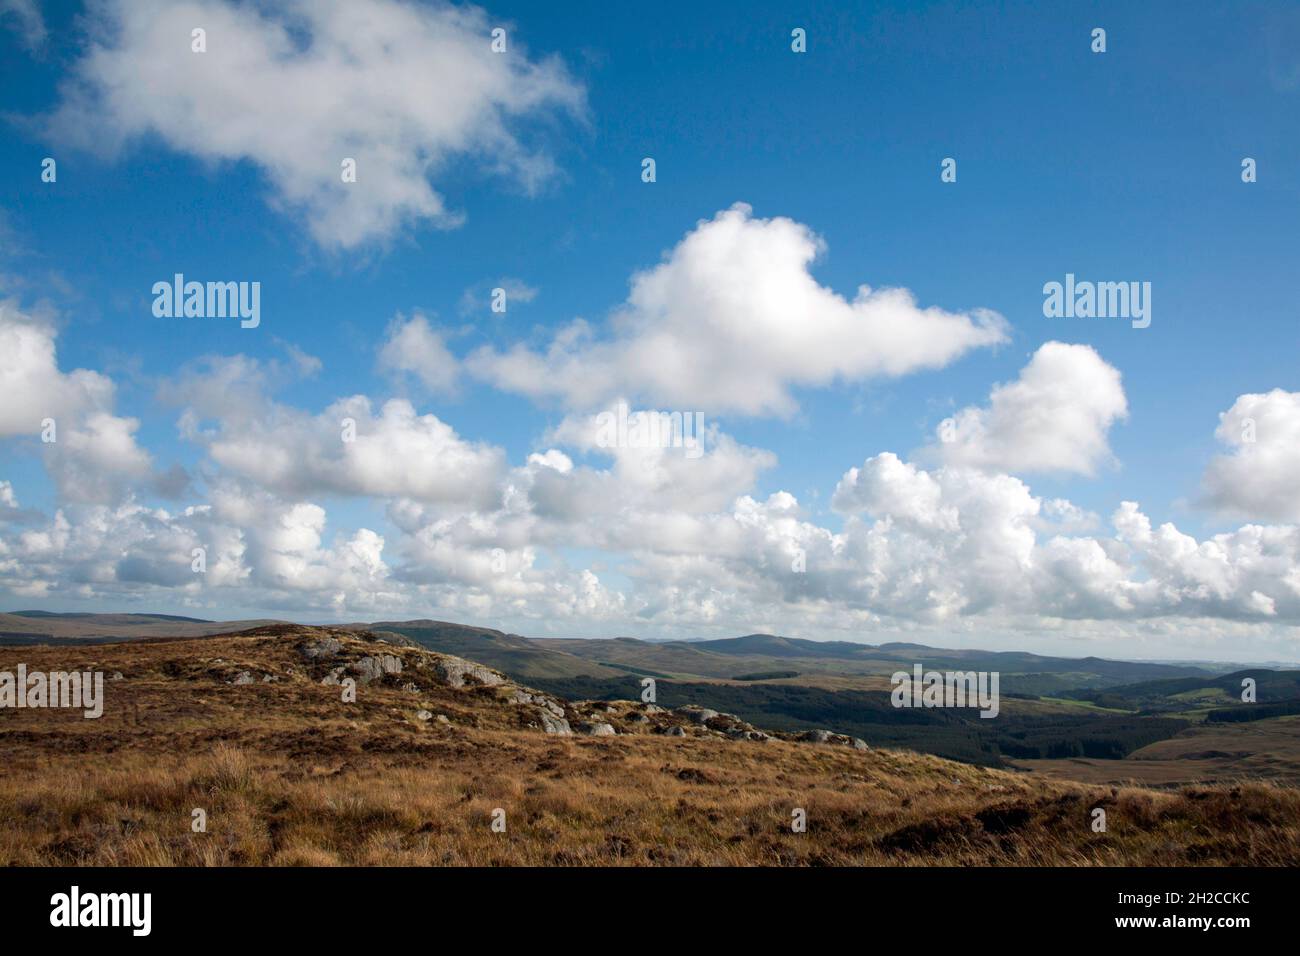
[298,637,343,660]
[416,710,433,721]
[662,725,687,737]
[539,711,572,736]
[852,738,870,751]
[109,672,124,681]
[801,729,834,743]
[231,671,255,685]
[432,656,504,688]
[577,721,616,737]
[351,654,403,684]
[320,666,346,686]
[641,703,666,714]
[435,714,451,725]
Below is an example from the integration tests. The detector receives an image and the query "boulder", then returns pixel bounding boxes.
[231,671,255,685]
[540,711,572,736]
[801,729,834,743]
[577,721,616,737]
[351,654,403,684]
[416,710,433,721]
[433,656,504,688]
[680,707,719,725]
[662,725,687,737]
[298,637,343,660]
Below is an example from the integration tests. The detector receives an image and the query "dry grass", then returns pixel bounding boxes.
[1,628,1297,866]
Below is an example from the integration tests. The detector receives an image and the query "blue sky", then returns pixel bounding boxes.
[1,0,1298,661]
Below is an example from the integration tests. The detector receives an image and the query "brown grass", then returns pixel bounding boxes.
[1,629,1297,866]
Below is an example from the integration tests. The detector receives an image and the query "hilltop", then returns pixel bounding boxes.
[0,624,1296,866]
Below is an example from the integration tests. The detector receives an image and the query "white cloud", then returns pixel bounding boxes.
[200,396,506,509]
[48,0,584,249]
[467,203,1009,415]
[377,313,460,395]
[0,296,154,504]
[5,306,1299,654]
[926,341,1127,476]
[1201,389,1300,522]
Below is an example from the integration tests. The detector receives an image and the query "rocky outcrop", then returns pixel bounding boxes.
[298,636,343,660]
[351,654,402,684]
[539,711,572,736]
[432,656,505,688]
[284,625,873,752]
[679,706,719,725]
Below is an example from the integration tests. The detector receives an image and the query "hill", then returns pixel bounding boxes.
[0,623,1297,866]
[0,611,283,644]
[353,619,624,680]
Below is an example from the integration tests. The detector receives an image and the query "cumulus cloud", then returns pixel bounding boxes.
[0,297,154,503]
[197,395,506,509]
[926,342,1127,476]
[828,454,1300,623]
[467,203,1009,415]
[47,0,584,249]
[377,313,460,395]
[1201,389,1300,522]
[4,302,1298,652]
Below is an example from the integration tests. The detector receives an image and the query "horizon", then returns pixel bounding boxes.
[2,1,1299,665]
[6,608,1298,670]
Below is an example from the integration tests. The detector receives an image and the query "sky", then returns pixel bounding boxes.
[1,0,1298,661]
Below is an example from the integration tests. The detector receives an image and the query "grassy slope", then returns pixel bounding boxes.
[0,626,1296,866]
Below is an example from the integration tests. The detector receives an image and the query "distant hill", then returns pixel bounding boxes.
[1065,668,1300,716]
[4,611,1219,692]
[351,620,624,680]
[548,631,1213,688]
[0,611,283,644]
[7,610,215,623]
